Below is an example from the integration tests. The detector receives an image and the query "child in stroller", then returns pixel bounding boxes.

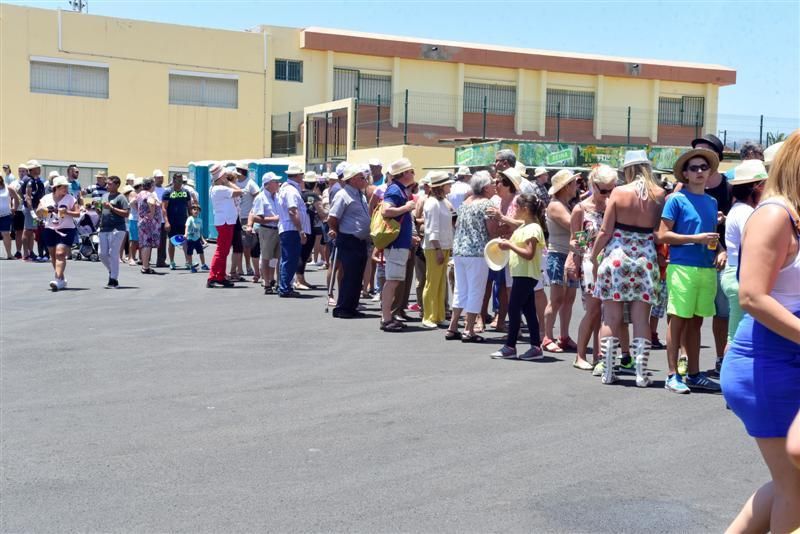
[72,200,101,261]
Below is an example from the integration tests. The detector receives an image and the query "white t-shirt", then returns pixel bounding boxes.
[236,178,260,219]
[154,186,165,202]
[725,201,754,268]
[447,181,471,211]
[210,185,238,226]
[39,193,77,230]
[0,187,12,217]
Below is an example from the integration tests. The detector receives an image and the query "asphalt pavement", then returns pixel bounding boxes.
[0,252,766,532]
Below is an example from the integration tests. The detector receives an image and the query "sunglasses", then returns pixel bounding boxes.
[687,164,710,173]
[595,186,613,195]
[497,178,513,188]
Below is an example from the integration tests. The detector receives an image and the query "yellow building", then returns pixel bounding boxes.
[0,4,736,178]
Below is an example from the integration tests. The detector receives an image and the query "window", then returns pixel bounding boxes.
[463,82,516,116]
[275,59,303,82]
[658,96,705,127]
[546,89,595,120]
[169,72,238,109]
[30,59,109,99]
[333,68,392,106]
[41,162,108,187]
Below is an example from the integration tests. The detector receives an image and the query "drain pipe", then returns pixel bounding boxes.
[58,8,62,51]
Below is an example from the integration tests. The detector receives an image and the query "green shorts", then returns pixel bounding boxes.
[666,264,717,319]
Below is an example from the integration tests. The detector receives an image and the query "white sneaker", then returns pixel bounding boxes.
[57,279,67,290]
[371,293,381,302]
[49,280,59,291]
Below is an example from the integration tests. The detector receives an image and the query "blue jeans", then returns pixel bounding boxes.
[278,231,301,295]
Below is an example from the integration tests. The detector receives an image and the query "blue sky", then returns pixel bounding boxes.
[7,0,800,136]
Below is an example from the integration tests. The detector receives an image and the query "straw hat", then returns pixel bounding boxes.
[622,150,651,169]
[368,158,382,167]
[125,173,136,182]
[514,162,529,178]
[672,148,720,182]
[209,163,226,180]
[303,171,318,183]
[499,168,524,191]
[429,171,454,188]
[343,164,365,181]
[456,166,472,177]
[25,160,41,170]
[133,177,144,187]
[286,163,304,176]
[95,171,107,179]
[48,170,60,180]
[533,167,548,178]
[729,159,768,186]
[120,185,134,195]
[152,169,164,178]
[335,161,348,178]
[51,176,69,188]
[548,169,581,196]
[764,141,784,166]
[389,158,413,176]
[484,238,510,271]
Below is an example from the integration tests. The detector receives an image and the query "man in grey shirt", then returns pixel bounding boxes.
[327,164,371,319]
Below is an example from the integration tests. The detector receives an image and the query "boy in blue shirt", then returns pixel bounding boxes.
[184,205,208,272]
[657,148,725,394]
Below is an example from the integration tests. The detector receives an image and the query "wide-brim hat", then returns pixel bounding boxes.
[51,176,69,188]
[186,178,196,187]
[120,185,134,195]
[622,149,651,169]
[17,162,28,170]
[764,141,784,166]
[499,168,524,191]
[514,162,529,179]
[25,160,41,170]
[729,159,768,186]
[368,158,382,167]
[672,148,720,182]
[429,170,454,188]
[48,170,60,180]
[456,165,472,177]
[133,177,144,187]
[125,173,136,182]
[548,169,581,196]
[343,164,365,181]
[533,167,548,178]
[389,158,413,176]
[95,171,107,179]
[335,162,348,178]
[209,163,226,180]
[152,169,164,178]
[286,163,304,176]
[303,171,318,183]
[484,238,510,271]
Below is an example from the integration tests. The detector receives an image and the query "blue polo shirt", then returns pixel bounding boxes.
[384,182,412,249]
[662,190,717,268]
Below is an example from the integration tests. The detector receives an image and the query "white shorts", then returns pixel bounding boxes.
[453,256,489,314]
[384,247,410,281]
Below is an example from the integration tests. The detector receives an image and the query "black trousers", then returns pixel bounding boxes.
[296,229,317,275]
[335,233,368,313]
[508,276,541,348]
[156,223,167,265]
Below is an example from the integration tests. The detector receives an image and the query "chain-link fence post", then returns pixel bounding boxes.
[352,86,360,150]
[482,95,487,140]
[376,94,381,147]
[287,112,292,155]
[694,112,700,139]
[556,101,561,143]
[627,106,631,145]
[759,115,764,145]
[403,89,409,145]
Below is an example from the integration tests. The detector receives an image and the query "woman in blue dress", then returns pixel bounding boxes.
[721,130,800,533]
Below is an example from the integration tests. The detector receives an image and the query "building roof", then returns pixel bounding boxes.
[301,27,736,86]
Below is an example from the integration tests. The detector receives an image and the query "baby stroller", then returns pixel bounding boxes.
[72,208,100,261]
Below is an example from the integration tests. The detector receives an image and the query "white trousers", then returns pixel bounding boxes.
[452,256,489,314]
[99,229,126,280]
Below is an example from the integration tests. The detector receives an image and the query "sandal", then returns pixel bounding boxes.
[573,358,594,370]
[559,336,578,351]
[140,268,155,274]
[380,320,404,332]
[493,323,507,333]
[461,334,485,343]
[445,330,462,341]
[542,336,564,353]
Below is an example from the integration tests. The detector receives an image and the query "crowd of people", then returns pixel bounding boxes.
[3,132,799,531]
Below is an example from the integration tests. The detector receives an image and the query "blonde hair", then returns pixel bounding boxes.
[589,164,618,186]
[763,129,800,216]
[623,163,660,200]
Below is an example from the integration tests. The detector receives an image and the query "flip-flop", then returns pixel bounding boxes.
[461,334,485,343]
[445,330,462,341]
[542,336,564,353]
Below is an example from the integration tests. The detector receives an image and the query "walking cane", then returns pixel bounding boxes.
[324,243,339,313]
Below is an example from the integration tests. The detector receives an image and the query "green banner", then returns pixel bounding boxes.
[519,143,576,166]
[578,145,646,168]
[648,146,688,170]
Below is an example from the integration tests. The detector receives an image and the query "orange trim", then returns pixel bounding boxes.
[302,30,736,86]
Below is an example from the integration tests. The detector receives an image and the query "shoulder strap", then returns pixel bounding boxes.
[738,200,800,281]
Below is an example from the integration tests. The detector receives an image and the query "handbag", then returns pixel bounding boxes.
[370,206,400,249]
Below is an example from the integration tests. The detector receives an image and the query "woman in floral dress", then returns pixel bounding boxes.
[565,164,618,371]
[136,177,162,274]
[590,151,665,387]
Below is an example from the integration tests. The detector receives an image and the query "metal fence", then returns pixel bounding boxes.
[347,89,798,150]
[270,110,303,157]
